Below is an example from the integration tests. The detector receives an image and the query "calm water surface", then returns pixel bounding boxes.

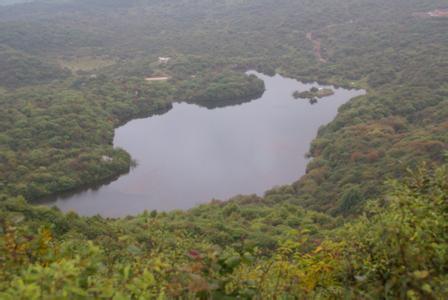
[44,72,364,217]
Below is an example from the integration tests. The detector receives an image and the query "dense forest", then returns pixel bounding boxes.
[0,0,447,298]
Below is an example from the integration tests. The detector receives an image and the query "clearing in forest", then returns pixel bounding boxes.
[306,32,327,63]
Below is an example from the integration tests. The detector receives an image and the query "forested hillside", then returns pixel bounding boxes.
[0,0,447,298]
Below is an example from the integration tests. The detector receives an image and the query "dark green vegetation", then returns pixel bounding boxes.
[0,64,264,200]
[1,165,447,298]
[293,87,334,104]
[178,72,265,109]
[0,0,447,298]
[0,45,69,88]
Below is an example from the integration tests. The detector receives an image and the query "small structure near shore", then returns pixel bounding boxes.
[158,57,171,64]
[144,76,170,82]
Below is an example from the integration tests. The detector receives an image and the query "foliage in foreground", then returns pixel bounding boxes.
[1,164,447,299]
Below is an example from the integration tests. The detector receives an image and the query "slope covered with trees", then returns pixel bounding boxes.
[0,46,69,88]
[0,0,447,298]
[0,66,264,200]
[1,164,447,298]
[0,0,445,210]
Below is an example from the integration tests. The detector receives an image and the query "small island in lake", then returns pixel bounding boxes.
[293,86,335,104]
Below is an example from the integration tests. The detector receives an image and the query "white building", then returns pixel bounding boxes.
[158,57,171,64]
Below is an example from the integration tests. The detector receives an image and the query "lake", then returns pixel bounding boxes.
[43,72,364,217]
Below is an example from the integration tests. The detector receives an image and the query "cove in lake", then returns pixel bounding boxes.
[42,72,364,217]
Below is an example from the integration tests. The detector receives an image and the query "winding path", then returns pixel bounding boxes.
[306,32,327,63]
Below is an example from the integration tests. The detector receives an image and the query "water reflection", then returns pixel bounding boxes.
[41,72,365,217]
[189,93,263,110]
